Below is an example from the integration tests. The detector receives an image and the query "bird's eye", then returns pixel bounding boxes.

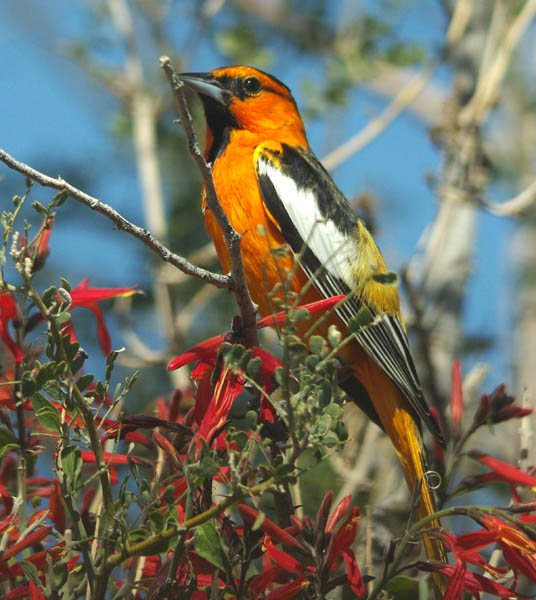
[243,76,261,95]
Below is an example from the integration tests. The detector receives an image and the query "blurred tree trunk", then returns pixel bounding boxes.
[408,1,536,415]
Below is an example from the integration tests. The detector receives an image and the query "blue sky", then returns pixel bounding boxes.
[0,0,519,391]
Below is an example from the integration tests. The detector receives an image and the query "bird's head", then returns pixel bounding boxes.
[180,66,308,160]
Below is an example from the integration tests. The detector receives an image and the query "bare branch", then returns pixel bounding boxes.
[321,0,474,172]
[483,177,536,217]
[460,0,536,125]
[322,63,437,172]
[0,147,230,289]
[160,55,259,347]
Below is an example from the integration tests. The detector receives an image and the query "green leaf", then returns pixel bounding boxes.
[274,367,286,387]
[289,307,310,323]
[228,393,249,418]
[0,426,19,459]
[223,344,246,367]
[32,201,47,215]
[244,410,258,430]
[309,335,325,356]
[71,355,85,375]
[199,455,219,479]
[30,392,61,432]
[77,374,94,392]
[52,190,69,208]
[305,355,319,372]
[56,312,72,325]
[252,511,266,530]
[127,528,148,545]
[105,348,123,382]
[246,357,262,379]
[317,381,332,407]
[288,339,307,354]
[234,431,249,449]
[65,341,80,362]
[43,382,66,403]
[274,464,295,478]
[52,560,68,589]
[42,286,57,308]
[35,362,59,390]
[324,404,343,419]
[148,508,164,529]
[21,371,37,396]
[195,523,232,575]
[59,278,71,293]
[347,306,373,333]
[162,484,176,505]
[327,324,342,348]
[334,420,348,442]
[323,435,339,447]
[61,445,82,492]
[20,560,40,583]
[386,575,421,599]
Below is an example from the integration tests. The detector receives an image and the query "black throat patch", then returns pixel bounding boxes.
[200,96,241,164]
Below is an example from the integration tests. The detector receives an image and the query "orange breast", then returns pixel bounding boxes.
[204,136,319,318]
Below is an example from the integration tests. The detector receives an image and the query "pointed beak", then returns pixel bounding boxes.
[179,72,230,105]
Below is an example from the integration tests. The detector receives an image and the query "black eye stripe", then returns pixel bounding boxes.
[214,74,297,107]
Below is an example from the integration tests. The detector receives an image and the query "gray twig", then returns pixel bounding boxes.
[0,147,230,289]
[160,55,259,347]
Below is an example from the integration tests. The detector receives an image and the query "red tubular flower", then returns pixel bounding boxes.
[79,450,141,466]
[440,530,506,579]
[256,294,346,329]
[265,577,310,600]
[20,215,54,273]
[167,294,346,372]
[450,361,463,437]
[0,291,23,364]
[325,506,360,570]
[479,514,536,581]
[249,565,286,596]
[473,384,531,427]
[1,526,52,560]
[167,334,224,372]
[468,451,536,487]
[29,580,46,600]
[263,536,307,575]
[342,548,365,598]
[419,561,532,598]
[5,577,46,600]
[0,481,14,515]
[197,368,244,447]
[325,495,352,535]
[153,431,179,465]
[238,504,305,550]
[48,479,65,533]
[2,544,64,578]
[64,278,137,355]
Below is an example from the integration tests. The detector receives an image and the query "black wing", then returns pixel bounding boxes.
[254,142,444,445]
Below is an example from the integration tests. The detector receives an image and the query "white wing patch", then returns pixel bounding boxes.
[256,159,358,289]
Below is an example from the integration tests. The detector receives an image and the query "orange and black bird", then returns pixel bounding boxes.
[180,66,445,562]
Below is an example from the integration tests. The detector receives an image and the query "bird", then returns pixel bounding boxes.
[179,65,445,564]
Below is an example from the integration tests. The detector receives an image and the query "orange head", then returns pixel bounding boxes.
[180,66,309,161]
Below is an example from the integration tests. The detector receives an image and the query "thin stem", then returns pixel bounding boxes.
[105,475,276,571]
